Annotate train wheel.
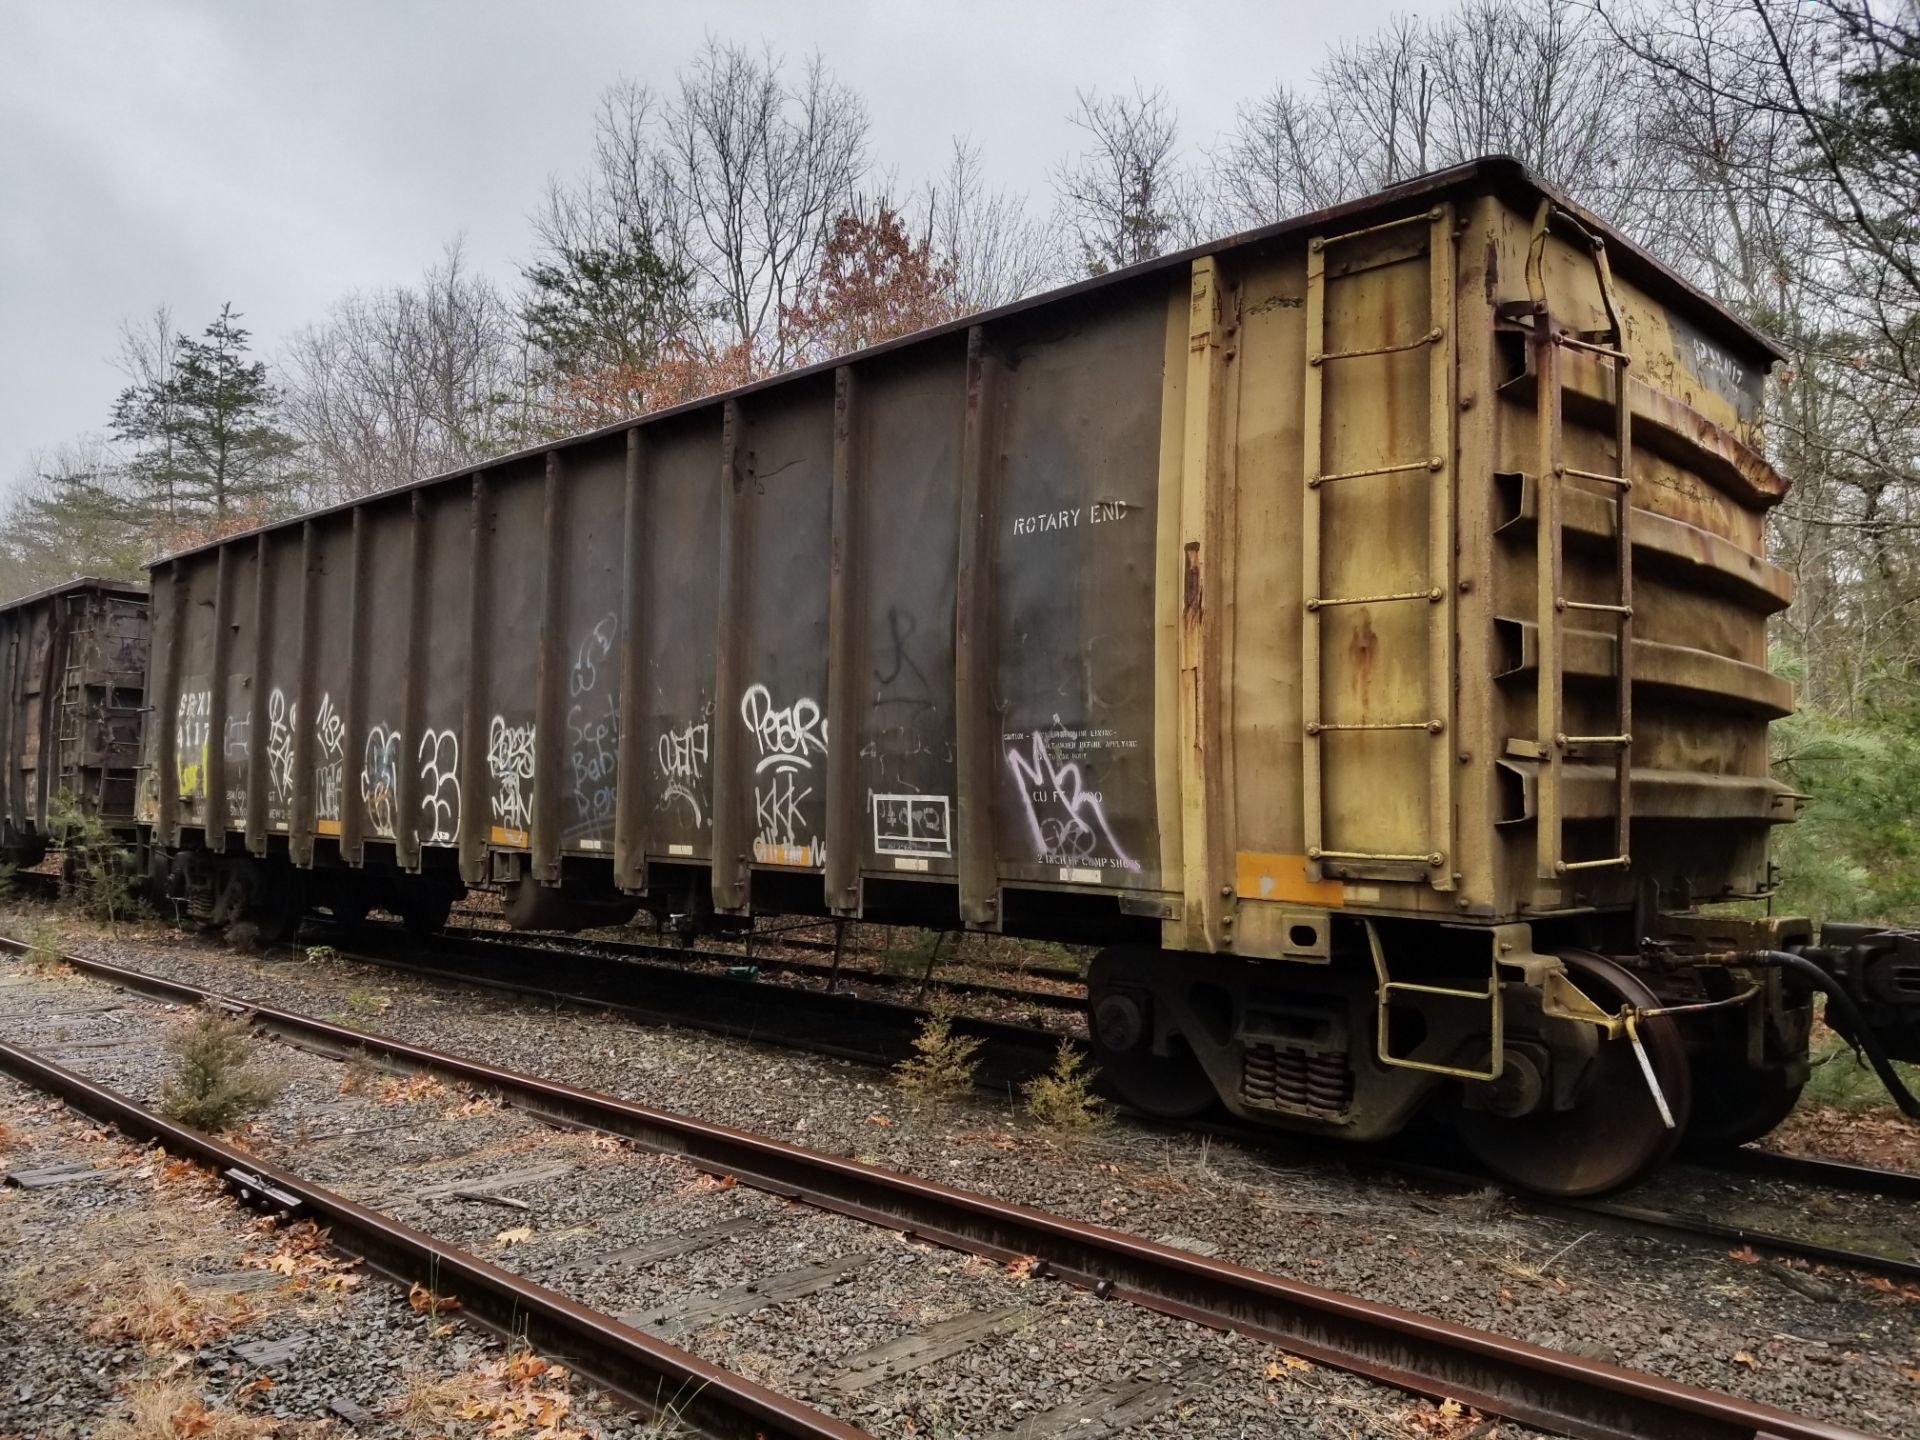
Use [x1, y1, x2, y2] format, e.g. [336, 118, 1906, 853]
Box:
[1455, 951, 1692, 1197]
[399, 888, 454, 936]
[1087, 949, 1217, 1119]
[1684, 1062, 1805, 1151]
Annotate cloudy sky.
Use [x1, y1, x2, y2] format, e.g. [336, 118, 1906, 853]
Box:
[1, 0, 1426, 494]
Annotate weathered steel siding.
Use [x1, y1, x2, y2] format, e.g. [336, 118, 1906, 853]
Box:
[637, 415, 724, 865]
[993, 297, 1166, 892]
[0, 579, 149, 849]
[852, 346, 964, 884]
[136, 159, 1793, 950]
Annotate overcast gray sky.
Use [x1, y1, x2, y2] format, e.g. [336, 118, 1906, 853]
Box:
[1, 0, 1426, 495]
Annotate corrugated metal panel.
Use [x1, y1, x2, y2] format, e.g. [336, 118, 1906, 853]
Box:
[134, 160, 1793, 951]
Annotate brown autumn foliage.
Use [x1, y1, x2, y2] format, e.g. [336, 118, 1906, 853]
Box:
[783, 205, 962, 363]
[549, 204, 962, 431]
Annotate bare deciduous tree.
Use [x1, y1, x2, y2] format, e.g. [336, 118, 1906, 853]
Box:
[661, 40, 869, 367]
[922, 139, 1062, 310]
[1052, 83, 1202, 275]
[1210, 85, 1359, 229]
[283, 240, 526, 502]
[525, 80, 702, 388]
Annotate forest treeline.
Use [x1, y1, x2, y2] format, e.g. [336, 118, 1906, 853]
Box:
[8, 0, 1920, 919]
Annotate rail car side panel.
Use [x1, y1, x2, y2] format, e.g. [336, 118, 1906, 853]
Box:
[854, 346, 965, 885]
[991, 297, 1166, 893]
[134, 159, 1793, 950]
[1, 579, 149, 854]
[638, 415, 725, 866]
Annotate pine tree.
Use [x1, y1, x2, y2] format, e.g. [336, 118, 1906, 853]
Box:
[111, 305, 302, 540]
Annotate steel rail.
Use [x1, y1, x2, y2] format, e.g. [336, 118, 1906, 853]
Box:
[1145, 1112, 1920, 1285]
[0, 938, 1868, 1440]
[324, 925, 1066, 1088]
[445, 906, 1090, 986]
[341, 927, 1920, 1253]
[1712, 1144, 1920, 1204]
[0, 1036, 867, 1440]
[434, 920, 1088, 1013]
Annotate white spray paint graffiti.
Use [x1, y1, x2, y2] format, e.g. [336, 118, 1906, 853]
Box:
[488, 716, 535, 835]
[657, 719, 710, 827]
[872, 793, 952, 857]
[361, 724, 400, 839]
[570, 614, 616, 698]
[1005, 725, 1138, 872]
[266, 689, 297, 814]
[740, 683, 827, 866]
[312, 693, 346, 823]
[565, 614, 618, 840]
[417, 728, 460, 845]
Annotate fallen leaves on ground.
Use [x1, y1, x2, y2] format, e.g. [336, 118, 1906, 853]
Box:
[1864, 1275, 1920, 1303]
[408, 1281, 462, 1315]
[1005, 1255, 1039, 1281]
[389, 1347, 591, 1439]
[378, 1074, 451, 1106]
[241, 1220, 363, 1293]
[1769, 1100, 1920, 1173]
[1405, 1397, 1491, 1437]
[495, 1225, 534, 1247]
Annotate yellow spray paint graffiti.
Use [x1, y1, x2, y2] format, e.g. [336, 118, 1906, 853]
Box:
[175, 689, 211, 798]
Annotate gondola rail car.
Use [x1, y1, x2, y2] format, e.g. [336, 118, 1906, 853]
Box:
[0, 576, 149, 867]
[135, 156, 1920, 1194]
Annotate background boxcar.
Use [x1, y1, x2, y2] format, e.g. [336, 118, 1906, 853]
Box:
[139, 157, 1822, 1192]
[0, 577, 149, 865]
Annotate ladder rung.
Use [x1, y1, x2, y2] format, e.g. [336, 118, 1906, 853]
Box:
[1310, 207, 1443, 251]
[1309, 457, 1442, 488]
[1558, 599, 1632, 616]
[1308, 587, 1442, 611]
[1311, 846, 1445, 865]
[1307, 719, 1443, 734]
[1557, 465, 1631, 488]
[1558, 733, 1630, 747]
[1311, 329, 1442, 365]
[1555, 333, 1631, 364]
[1556, 854, 1631, 874]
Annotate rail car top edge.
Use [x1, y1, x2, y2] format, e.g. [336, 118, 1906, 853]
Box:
[145, 154, 1786, 570]
[0, 575, 150, 613]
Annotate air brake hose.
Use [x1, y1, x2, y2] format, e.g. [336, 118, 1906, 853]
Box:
[1742, 949, 1920, 1120]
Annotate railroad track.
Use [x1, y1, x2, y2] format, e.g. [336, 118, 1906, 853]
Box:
[1179, 1121, 1920, 1287]
[0, 934, 1874, 1440]
[439, 917, 1089, 1013]
[327, 920, 1066, 1088]
[313, 920, 1920, 1287]
[0, 1040, 859, 1438]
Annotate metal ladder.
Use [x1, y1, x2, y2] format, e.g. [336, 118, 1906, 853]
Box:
[1302, 203, 1455, 889]
[1524, 199, 1635, 879]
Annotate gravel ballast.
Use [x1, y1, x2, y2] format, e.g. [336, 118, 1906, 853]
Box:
[6, 907, 1917, 1436]
[0, 951, 1499, 1439]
